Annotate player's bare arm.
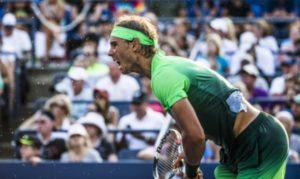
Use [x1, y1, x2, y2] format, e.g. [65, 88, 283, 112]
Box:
[171, 98, 205, 178]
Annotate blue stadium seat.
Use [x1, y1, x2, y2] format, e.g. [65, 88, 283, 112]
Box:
[117, 149, 140, 160]
[111, 101, 131, 118]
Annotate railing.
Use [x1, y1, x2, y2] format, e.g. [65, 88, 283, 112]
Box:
[0, 161, 299, 179]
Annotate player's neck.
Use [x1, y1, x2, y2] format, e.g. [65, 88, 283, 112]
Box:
[135, 55, 152, 78]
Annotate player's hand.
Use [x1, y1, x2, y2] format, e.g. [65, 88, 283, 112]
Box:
[173, 152, 185, 169]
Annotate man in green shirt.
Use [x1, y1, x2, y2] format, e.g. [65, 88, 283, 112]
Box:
[108, 15, 288, 179]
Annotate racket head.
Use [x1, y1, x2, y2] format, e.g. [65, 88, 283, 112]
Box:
[153, 128, 183, 179]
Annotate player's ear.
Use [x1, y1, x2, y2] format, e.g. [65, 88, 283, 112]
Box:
[131, 39, 141, 52]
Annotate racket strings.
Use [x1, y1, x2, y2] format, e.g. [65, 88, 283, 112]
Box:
[156, 134, 181, 177]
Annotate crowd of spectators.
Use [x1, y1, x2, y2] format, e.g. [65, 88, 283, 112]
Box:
[0, 0, 300, 165]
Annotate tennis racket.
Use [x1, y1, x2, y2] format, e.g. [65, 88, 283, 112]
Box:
[153, 128, 184, 179]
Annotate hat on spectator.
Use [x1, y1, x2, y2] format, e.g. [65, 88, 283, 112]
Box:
[241, 64, 259, 77]
[68, 67, 88, 81]
[241, 53, 254, 64]
[36, 109, 55, 122]
[239, 32, 257, 52]
[78, 112, 107, 137]
[2, 13, 16, 26]
[19, 134, 42, 148]
[132, 91, 148, 105]
[68, 123, 88, 139]
[293, 94, 300, 104]
[93, 88, 109, 100]
[276, 111, 294, 121]
[209, 18, 228, 33]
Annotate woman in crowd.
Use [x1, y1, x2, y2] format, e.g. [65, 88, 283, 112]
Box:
[60, 123, 102, 163]
[44, 94, 73, 130]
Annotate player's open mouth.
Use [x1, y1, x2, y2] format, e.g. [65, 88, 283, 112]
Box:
[113, 58, 121, 66]
[113, 58, 123, 70]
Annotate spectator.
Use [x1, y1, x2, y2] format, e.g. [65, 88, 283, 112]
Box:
[116, 91, 164, 151]
[223, 17, 237, 43]
[97, 17, 114, 64]
[240, 64, 269, 98]
[91, 88, 119, 128]
[95, 61, 140, 102]
[270, 58, 299, 96]
[6, 1, 33, 20]
[227, 53, 269, 94]
[276, 111, 300, 163]
[73, 33, 109, 87]
[18, 134, 42, 164]
[60, 123, 102, 163]
[44, 94, 73, 130]
[39, 0, 67, 63]
[18, 94, 73, 130]
[55, 67, 93, 119]
[192, 0, 218, 19]
[1, 13, 31, 107]
[291, 94, 300, 134]
[196, 33, 229, 76]
[220, 0, 253, 17]
[1, 13, 32, 60]
[264, 0, 295, 17]
[141, 77, 165, 115]
[279, 21, 300, 63]
[230, 31, 275, 76]
[78, 112, 118, 162]
[0, 44, 16, 116]
[208, 18, 238, 60]
[252, 19, 279, 55]
[35, 109, 66, 160]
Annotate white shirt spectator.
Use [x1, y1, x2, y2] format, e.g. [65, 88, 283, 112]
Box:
[55, 67, 93, 119]
[222, 38, 237, 60]
[259, 36, 279, 55]
[95, 75, 140, 102]
[117, 108, 164, 150]
[3, 28, 31, 59]
[269, 76, 285, 96]
[230, 32, 275, 76]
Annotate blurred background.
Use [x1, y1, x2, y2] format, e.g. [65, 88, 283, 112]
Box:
[0, 0, 300, 178]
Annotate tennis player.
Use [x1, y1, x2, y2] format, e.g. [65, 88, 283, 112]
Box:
[108, 15, 288, 179]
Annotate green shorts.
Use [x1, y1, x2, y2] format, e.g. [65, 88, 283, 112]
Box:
[215, 112, 288, 179]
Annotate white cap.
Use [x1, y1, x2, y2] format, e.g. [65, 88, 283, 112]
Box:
[242, 64, 259, 77]
[241, 53, 254, 64]
[78, 112, 107, 137]
[210, 18, 228, 33]
[276, 111, 293, 121]
[239, 32, 257, 52]
[2, 13, 16, 26]
[68, 123, 88, 139]
[68, 67, 88, 81]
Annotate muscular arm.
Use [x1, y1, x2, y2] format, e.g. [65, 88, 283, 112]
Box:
[170, 98, 205, 166]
